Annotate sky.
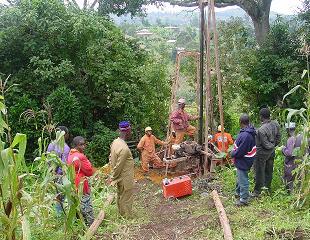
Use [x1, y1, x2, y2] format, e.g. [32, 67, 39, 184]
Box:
[0, 0, 303, 15]
[146, 0, 304, 15]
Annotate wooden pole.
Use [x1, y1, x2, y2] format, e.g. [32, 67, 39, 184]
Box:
[204, 4, 214, 133]
[211, 190, 233, 240]
[210, 0, 225, 150]
[196, 54, 201, 141]
[84, 194, 115, 240]
[198, 1, 205, 145]
[203, 3, 212, 175]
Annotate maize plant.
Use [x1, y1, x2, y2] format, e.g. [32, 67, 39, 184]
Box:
[0, 77, 30, 239]
[283, 45, 310, 208]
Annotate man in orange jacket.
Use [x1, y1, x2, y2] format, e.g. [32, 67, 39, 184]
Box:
[137, 127, 167, 172]
[212, 125, 234, 152]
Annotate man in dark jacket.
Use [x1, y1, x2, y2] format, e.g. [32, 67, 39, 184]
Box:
[253, 108, 281, 196]
[231, 114, 256, 206]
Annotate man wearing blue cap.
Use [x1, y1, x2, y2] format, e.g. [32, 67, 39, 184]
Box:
[109, 121, 134, 217]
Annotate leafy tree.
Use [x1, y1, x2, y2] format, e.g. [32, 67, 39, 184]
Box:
[46, 86, 83, 136]
[244, 18, 304, 110]
[299, 0, 310, 44]
[0, 0, 170, 161]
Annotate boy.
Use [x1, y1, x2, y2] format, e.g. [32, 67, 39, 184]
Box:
[230, 114, 256, 206]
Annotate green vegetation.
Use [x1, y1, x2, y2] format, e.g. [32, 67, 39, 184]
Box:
[0, 0, 309, 239]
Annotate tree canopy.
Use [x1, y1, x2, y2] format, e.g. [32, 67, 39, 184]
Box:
[0, 0, 170, 163]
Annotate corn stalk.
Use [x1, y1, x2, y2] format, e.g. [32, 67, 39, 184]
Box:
[283, 45, 310, 208]
[0, 76, 30, 240]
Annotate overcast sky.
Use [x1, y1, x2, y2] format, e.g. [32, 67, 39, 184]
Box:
[146, 0, 303, 15]
[0, 0, 303, 15]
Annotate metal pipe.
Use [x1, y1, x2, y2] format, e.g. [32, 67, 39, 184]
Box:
[199, 2, 205, 145]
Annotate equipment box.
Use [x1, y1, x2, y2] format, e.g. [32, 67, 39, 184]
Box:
[162, 175, 192, 199]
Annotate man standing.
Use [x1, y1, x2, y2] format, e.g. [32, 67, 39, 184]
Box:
[170, 98, 199, 144]
[282, 122, 302, 193]
[137, 126, 166, 172]
[230, 114, 256, 206]
[212, 125, 234, 152]
[67, 136, 95, 226]
[109, 121, 134, 217]
[253, 108, 281, 196]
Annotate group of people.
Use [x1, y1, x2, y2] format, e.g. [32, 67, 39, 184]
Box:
[48, 127, 96, 225]
[48, 98, 306, 226]
[230, 108, 305, 206]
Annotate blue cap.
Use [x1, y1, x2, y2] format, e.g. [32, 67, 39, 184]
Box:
[119, 121, 131, 131]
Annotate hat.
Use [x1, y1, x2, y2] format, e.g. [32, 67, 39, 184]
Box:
[178, 98, 186, 104]
[119, 121, 131, 132]
[145, 126, 152, 132]
[285, 122, 296, 129]
[218, 125, 224, 132]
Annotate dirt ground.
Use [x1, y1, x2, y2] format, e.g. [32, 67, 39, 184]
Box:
[100, 168, 222, 240]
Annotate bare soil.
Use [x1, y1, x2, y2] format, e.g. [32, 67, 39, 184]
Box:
[101, 168, 220, 240]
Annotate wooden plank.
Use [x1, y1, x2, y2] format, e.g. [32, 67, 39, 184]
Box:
[211, 190, 233, 240]
[84, 194, 114, 240]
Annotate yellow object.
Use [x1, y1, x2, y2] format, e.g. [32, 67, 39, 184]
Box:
[137, 134, 165, 172]
[145, 126, 152, 132]
[109, 137, 134, 217]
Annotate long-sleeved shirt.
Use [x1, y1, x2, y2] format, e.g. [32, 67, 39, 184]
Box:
[282, 134, 302, 163]
[256, 120, 281, 155]
[170, 109, 196, 131]
[47, 141, 70, 174]
[109, 138, 134, 187]
[67, 149, 94, 194]
[137, 134, 165, 155]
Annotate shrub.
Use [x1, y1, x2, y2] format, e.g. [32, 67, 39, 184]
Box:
[85, 121, 118, 167]
[46, 86, 84, 136]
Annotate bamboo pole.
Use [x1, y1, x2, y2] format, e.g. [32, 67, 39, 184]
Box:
[211, 190, 233, 240]
[84, 194, 115, 240]
[210, 0, 225, 150]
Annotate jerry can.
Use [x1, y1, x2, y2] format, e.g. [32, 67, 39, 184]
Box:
[162, 175, 192, 199]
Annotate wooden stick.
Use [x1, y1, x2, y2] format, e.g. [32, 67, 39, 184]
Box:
[203, 3, 213, 176]
[210, 0, 225, 150]
[84, 194, 114, 240]
[211, 190, 233, 240]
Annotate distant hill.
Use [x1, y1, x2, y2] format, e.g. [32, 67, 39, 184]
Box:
[111, 8, 286, 26]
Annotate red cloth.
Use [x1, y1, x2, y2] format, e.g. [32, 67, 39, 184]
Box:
[170, 109, 194, 131]
[67, 149, 94, 194]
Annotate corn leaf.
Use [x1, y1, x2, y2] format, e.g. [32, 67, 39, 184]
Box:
[286, 108, 306, 123]
[301, 69, 308, 79]
[22, 215, 31, 240]
[283, 85, 307, 101]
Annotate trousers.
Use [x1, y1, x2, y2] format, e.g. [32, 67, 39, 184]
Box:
[235, 168, 250, 203]
[254, 151, 275, 193]
[117, 179, 134, 217]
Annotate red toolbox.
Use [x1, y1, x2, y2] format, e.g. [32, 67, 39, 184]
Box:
[162, 175, 192, 199]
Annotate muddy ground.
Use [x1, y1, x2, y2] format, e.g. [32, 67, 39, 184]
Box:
[99, 168, 222, 240]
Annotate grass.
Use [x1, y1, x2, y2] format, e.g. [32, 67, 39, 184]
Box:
[15, 152, 310, 239]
